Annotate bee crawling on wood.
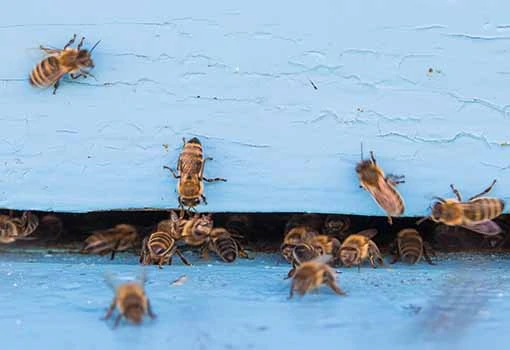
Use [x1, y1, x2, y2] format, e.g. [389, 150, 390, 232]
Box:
[102, 270, 156, 328]
[140, 211, 191, 268]
[0, 211, 39, 244]
[81, 224, 138, 260]
[389, 228, 435, 265]
[289, 255, 346, 299]
[163, 137, 226, 212]
[203, 227, 251, 263]
[417, 179, 505, 236]
[338, 229, 384, 270]
[29, 34, 100, 94]
[356, 146, 405, 225]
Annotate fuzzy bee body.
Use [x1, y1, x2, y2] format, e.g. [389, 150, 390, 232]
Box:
[420, 180, 505, 236]
[0, 211, 39, 243]
[338, 232, 384, 269]
[29, 34, 99, 94]
[103, 271, 156, 328]
[81, 224, 138, 260]
[289, 255, 346, 298]
[323, 215, 351, 241]
[390, 229, 435, 265]
[164, 137, 226, 211]
[207, 227, 240, 263]
[356, 151, 405, 224]
[139, 231, 190, 268]
[180, 213, 214, 246]
[0, 215, 19, 244]
[293, 235, 341, 265]
[280, 226, 319, 263]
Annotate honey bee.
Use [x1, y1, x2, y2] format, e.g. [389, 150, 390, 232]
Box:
[390, 228, 435, 265]
[205, 227, 249, 263]
[156, 211, 182, 239]
[338, 229, 384, 269]
[280, 226, 319, 263]
[29, 34, 100, 94]
[102, 270, 156, 328]
[417, 180, 505, 236]
[288, 235, 341, 278]
[356, 148, 405, 224]
[289, 255, 346, 299]
[0, 211, 39, 243]
[163, 137, 226, 211]
[0, 214, 19, 244]
[180, 213, 214, 246]
[81, 224, 138, 260]
[323, 215, 351, 241]
[139, 231, 191, 268]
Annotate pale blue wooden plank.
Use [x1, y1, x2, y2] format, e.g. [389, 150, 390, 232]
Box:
[1, 1, 510, 214]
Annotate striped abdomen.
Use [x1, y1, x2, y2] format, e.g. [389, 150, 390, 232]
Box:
[179, 138, 204, 176]
[396, 229, 423, 265]
[0, 215, 19, 244]
[210, 228, 238, 263]
[462, 198, 505, 223]
[81, 224, 137, 255]
[29, 56, 63, 87]
[145, 231, 176, 265]
[14, 211, 39, 238]
[292, 243, 319, 265]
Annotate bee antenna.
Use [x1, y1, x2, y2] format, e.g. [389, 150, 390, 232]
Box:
[89, 40, 101, 53]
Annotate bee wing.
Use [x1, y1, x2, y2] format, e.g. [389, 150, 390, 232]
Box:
[460, 221, 502, 236]
[366, 178, 404, 215]
[311, 254, 334, 265]
[356, 229, 378, 239]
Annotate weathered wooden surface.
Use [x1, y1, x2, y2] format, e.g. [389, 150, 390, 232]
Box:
[1, 1, 510, 214]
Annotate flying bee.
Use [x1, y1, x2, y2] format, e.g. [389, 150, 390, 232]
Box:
[29, 34, 100, 94]
[163, 137, 226, 211]
[417, 179, 505, 236]
[139, 231, 191, 268]
[102, 270, 156, 328]
[288, 235, 341, 278]
[81, 224, 138, 260]
[180, 213, 214, 246]
[280, 226, 319, 263]
[390, 228, 435, 265]
[338, 229, 384, 270]
[204, 227, 250, 263]
[289, 255, 346, 299]
[323, 215, 351, 241]
[356, 147, 405, 224]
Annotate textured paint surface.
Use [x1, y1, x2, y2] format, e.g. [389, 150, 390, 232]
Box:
[1, 1, 510, 214]
[0, 251, 509, 350]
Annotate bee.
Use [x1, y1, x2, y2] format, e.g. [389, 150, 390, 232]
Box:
[180, 213, 214, 246]
[280, 226, 319, 263]
[289, 255, 346, 299]
[163, 137, 226, 211]
[81, 224, 138, 260]
[390, 229, 435, 265]
[284, 213, 323, 234]
[288, 235, 341, 278]
[156, 211, 183, 239]
[323, 215, 351, 241]
[29, 34, 100, 94]
[0, 211, 39, 243]
[356, 148, 405, 224]
[338, 229, 384, 270]
[417, 180, 505, 236]
[102, 270, 156, 328]
[205, 227, 249, 263]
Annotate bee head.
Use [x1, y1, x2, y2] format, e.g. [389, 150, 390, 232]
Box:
[125, 304, 144, 324]
[339, 246, 359, 267]
[187, 137, 201, 145]
[355, 160, 379, 184]
[280, 243, 295, 262]
[77, 50, 94, 68]
[324, 216, 350, 236]
[181, 197, 200, 208]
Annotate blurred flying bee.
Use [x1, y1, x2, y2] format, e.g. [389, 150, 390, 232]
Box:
[102, 270, 156, 328]
[29, 34, 100, 94]
[180, 213, 214, 246]
[81, 224, 138, 260]
[280, 225, 319, 263]
[288, 235, 341, 278]
[323, 215, 351, 241]
[356, 147, 405, 224]
[0, 211, 39, 244]
[163, 137, 226, 211]
[289, 255, 346, 299]
[338, 229, 384, 270]
[417, 180, 505, 236]
[204, 227, 250, 263]
[389, 228, 435, 265]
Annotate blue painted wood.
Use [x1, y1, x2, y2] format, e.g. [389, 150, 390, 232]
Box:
[1, 1, 510, 214]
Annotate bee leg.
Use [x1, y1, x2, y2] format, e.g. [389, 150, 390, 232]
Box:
[70, 73, 83, 79]
[175, 249, 192, 266]
[450, 184, 463, 201]
[52, 80, 61, 95]
[422, 243, 436, 265]
[469, 179, 497, 201]
[64, 34, 77, 49]
[285, 267, 295, 280]
[326, 280, 346, 296]
[102, 299, 116, 320]
[203, 177, 227, 183]
[387, 216, 393, 225]
[113, 315, 123, 329]
[201, 194, 208, 205]
[288, 283, 295, 300]
[77, 36, 85, 50]
[386, 174, 405, 186]
[110, 240, 121, 260]
[147, 300, 156, 319]
[370, 151, 377, 164]
[389, 253, 399, 264]
[163, 165, 180, 179]
[369, 255, 377, 268]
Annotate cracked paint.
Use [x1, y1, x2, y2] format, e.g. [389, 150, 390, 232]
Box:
[1, 0, 510, 215]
